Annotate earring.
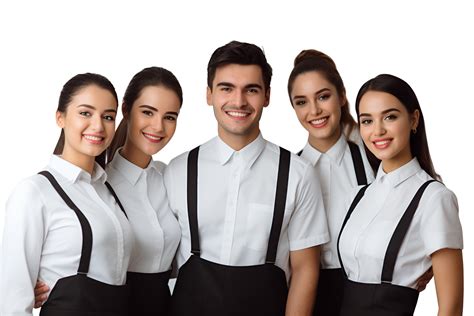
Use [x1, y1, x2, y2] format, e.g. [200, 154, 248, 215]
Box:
[412, 127, 417, 134]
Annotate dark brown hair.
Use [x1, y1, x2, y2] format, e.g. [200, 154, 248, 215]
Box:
[107, 66, 183, 162]
[355, 74, 440, 180]
[207, 40, 272, 91]
[53, 73, 118, 168]
[288, 49, 356, 139]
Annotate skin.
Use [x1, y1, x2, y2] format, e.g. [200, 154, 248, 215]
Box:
[121, 85, 180, 168]
[56, 84, 117, 174]
[34, 84, 180, 307]
[207, 64, 269, 151]
[291, 71, 344, 153]
[358, 91, 419, 173]
[358, 90, 463, 314]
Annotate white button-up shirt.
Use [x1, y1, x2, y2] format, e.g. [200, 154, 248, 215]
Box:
[0, 155, 133, 316]
[164, 134, 329, 281]
[106, 151, 180, 273]
[339, 158, 463, 288]
[299, 134, 375, 269]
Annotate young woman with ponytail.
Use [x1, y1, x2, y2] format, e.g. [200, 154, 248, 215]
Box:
[1, 73, 134, 316]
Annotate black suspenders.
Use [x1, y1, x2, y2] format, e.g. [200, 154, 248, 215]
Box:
[186, 146, 291, 263]
[297, 141, 368, 185]
[39, 171, 129, 274]
[337, 180, 437, 283]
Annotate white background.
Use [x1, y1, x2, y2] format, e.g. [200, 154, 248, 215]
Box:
[0, 1, 472, 314]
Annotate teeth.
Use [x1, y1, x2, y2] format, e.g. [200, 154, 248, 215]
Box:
[375, 140, 390, 146]
[310, 117, 327, 125]
[84, 135, 103, 141]
[144, 133, 162, 140]
[227, 111, 248, 117]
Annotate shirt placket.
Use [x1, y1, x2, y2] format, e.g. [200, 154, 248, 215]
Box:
[220, 152, 242, 264]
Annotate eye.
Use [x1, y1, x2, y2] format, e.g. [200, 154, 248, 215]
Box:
[103, 114, 115, 121]
[79, 111, 91, 117]
[247, 88, 259, 94]
[142, 110, 153, 117]
[317, 94, 330, 101]
[360, 118, 373, 125]
[293, 99, 306, 106]
[384, 114, 397, 121]
[164, 115, 177, 121]
[220, 86, 232, 92]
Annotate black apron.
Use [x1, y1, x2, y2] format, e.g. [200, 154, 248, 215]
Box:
[170, 146, 291, 316]
[105, 181, 173, 316]
[38, 171, 130, 316]
[337, 180, 436, 316]
[299, 141, 368, 316]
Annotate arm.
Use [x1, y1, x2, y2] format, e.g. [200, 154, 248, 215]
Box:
[432, 248, 463, 316]
[286, 246, 320, 316]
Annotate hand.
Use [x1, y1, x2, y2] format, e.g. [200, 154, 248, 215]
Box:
[34, 280, 50, 308]
[415, 267, 433, 292]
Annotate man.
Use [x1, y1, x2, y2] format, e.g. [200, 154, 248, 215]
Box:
[165, 41, 329, 316]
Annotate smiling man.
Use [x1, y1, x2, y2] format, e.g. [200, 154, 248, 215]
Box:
[164, 41, 329, 316]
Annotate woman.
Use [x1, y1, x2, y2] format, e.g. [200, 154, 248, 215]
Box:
[34, 67, 183, 315]
[337, 74, 463, 315]
[0, 73, 133, 316]
[287, 49, 375, 315]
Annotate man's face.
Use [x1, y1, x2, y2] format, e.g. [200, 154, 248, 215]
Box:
[207, 64, 270, 148]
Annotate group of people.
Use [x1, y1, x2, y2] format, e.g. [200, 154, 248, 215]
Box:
[0, 40, 463, 316]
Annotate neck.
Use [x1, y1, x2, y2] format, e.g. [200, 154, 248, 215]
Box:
[218, 128, 260, 151]
[61, 148, 96, 175]
[382, 151, 413, 174]
[121, 140, 152, 169]
[308, 127, 341, 153]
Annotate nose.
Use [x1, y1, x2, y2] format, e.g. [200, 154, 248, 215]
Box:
[91, 114, 105, 132]
[309, 100, 322, 116]
[374, 120, 386, 136]
[232, 90, 247, 108]
[153, 116, 164, 133]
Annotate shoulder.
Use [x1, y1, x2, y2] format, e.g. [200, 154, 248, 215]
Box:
[264, 140, 313, 179]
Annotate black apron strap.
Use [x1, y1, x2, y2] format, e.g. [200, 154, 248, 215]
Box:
[187, 146, 201, 256]
[381, 180, 437, 283]
[104, 182, 128, 219]
[337, 184, 370, 278]
[347, 141, 368, 185]
[266, 147, 291, 264]
[38, 171, 92, 275]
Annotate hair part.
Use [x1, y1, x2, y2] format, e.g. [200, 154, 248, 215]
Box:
[207, 40, 273, 91]
[106, 66, 183, 163]
[355, 74, 440, 180]
[287, 49, 356, 139]
[53, 73, 118, 168]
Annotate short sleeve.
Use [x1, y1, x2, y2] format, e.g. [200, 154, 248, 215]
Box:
[420, 185, 463, 256]
[1, 178, 46, 315]
[288, 163, 329, 251]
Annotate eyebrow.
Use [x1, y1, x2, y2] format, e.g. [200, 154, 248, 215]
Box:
[139, 105, 158, 112]
[166, 111, 179, 116]
[216, 82, 263, 90]
[292, 88, 331, 100]
[359, 107, 401, 117]
[77, 104, 117, 113]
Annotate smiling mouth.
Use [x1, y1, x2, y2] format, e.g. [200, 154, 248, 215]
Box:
[309, 116, 328, 128]
[143, 132, 163, 143]
[83, 134, 105, 144]
[226, 110, 251, 119]
[373, 139, 392, 149]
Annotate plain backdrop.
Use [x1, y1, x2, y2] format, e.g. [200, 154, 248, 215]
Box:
[1, 1, 472, 314]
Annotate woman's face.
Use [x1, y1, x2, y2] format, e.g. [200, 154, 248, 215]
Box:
[358, 90, 419, 173]
[57, 84, 117, 161]
[124, 85, 180, 160]
[291, 71, 344, 151]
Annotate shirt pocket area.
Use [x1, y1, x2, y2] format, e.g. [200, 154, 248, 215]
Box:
[245, 203, 274, 251]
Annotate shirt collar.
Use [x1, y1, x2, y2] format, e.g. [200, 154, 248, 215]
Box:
[49, 155, 107, 184]
[300, 133, 347, 166]
[109, 149, 157, 186]
[376, 157, 421, 188]
[214, 133, 266, 169]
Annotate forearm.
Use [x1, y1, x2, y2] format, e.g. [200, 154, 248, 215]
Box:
[285, 247, 319, 316]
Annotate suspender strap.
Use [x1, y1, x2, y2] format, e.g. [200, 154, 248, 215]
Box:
[104, 182, 128, 219]
[348, 141, 368, 185]
[337, 184, 370, 278]
[187, 146, 201, 256]
[38, 171, 92, 274]
[381, 180, 437, 283]
[266, 147, 291, 264]
[296, 149, 303, 157]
